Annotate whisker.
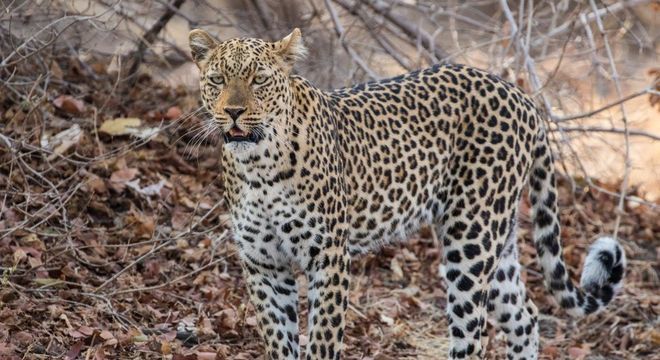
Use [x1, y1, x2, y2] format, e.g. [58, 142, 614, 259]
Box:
[175, 122, 209, 145]
[167, 106, 206, 133]
[183, 121, 216, 158]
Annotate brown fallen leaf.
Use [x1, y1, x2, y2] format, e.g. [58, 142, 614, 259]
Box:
[99, 330, 114, 340]
[161, 340, 172, 355]
[99, 117, 158, 139]
[85, 173, 107, 194]
[541, 345, 560, 359]
[99, 117, 141, 136]
[172, 353, 197, 360]
[195, 352, 217, 360]
[245, 316, 257, 327]
[50, 61, 64, 79]
[12, 248, 27, 265]
[53, 95, 86, 114]
[650, 328, 660, 346]
[390, 257, 404, 279]
[64, 341, 84, 360]
[78, 325, 95, 336]
[125, 210, 155, 240]
[171, 207, 191, 230]
[109, 168, 139, 192]
[165, 106, 183, 120]
[214, 308, 238, 331]
[41, 124, 83, 160]
[0, 342, 15, 356]
[13, 331, 32, 347]
[567, 346, 591, 360]
[94, 346, 106, 360]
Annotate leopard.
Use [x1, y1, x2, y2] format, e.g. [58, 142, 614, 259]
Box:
[188, 28, 626, 360]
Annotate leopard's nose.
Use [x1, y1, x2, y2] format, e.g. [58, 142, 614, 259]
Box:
[224, 107, 246, 121]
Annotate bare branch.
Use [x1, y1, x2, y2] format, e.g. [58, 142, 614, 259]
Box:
[588, 0, 632, 239]
[533, 0, 652, 46]
[125, 0, 187, 84]
[552, 126, 660, 142]
[324, 0, 378, 79]
[552, 86, 658, 122]
[356, 0, 449, 62]
[332, 0, 412, 70]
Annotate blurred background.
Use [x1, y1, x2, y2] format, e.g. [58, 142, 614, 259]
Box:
[0, 1, 658, 359]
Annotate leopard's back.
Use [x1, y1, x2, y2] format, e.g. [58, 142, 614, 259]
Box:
[330, 64, 542, 254]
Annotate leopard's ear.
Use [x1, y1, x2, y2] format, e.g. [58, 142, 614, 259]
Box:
[273, 28, 307, 72]
[189, 29, 217, 69]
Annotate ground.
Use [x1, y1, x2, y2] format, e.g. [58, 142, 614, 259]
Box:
[0, 59, 658, 360]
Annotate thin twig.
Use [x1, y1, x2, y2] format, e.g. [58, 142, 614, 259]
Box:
[588, 0, 632, 240]
[532, 0, 652, 46]
[552, 126, 660, 142]
[332, 0, 411, 70]
[358, 0, 450, 61]
[552, 86, 658, 122]
[125, 0, 187, 85]
[499, 0, 552, 114]
[324, 0, 378, 79]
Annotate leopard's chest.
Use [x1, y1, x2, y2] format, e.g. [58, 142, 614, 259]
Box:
[231, 180, 315, 267]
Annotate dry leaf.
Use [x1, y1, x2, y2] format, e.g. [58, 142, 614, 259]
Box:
[171, 207, 191, 230]
[542, 345, 560, 359]
[567, 346, 591, 360]
[78, 325, 95, 336]
[125, 211, 155, 239]
[94, 346, 107, 360]
[34, 278, 63, 287]
[214, 309, 238, 330]
[99, 330, 114, 340]
[245, 316, 257, 327]
[50, 61, 64, 79]
[109, 168, 139, 192]
[13, 248, 27, 265]
[13, 331, 32, 347]
[650, 329, 660, 346]
[0, 342, 15, 356]
[379, 313, 395, 326]
[99, 117, 158, 139]
[390, 257, 404, 279]
[41, 124, 82, 160]
[64, 341, 83, 360]
[85, 173, 107, 194]
[99, 117, 141, 136]
[196, 352, 217, 360]
[126, 179, 166, 197]
[53, 95, 86, 114]
[165, 106, 183, 120]
[161, 341, 172, 355]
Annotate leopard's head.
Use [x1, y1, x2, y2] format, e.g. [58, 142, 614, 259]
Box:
[188, 29, 306, 155]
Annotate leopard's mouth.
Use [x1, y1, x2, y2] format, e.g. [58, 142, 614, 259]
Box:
[223, 126, 262, 143]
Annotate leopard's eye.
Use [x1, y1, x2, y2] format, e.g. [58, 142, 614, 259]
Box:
[252, 74, 267, 86]
[208, 74, 224, 86]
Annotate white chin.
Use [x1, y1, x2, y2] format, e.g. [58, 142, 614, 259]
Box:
[224, 141, 258, 155]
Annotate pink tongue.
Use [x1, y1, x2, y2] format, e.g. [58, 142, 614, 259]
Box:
[229, 128, 247, 137]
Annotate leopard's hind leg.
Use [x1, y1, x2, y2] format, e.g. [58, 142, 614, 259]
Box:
[487, 220, 539, 360]
[437, 191, 509, 359]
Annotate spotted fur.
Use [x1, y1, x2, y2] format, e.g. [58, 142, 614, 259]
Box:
[188, 28, 626, 360]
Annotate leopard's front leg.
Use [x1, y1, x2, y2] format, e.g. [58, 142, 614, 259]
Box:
[241, 259, 300, 360]
[304, 235, 350, 360]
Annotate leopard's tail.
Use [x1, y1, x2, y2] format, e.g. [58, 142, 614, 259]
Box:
[528, 128, 626, 317]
